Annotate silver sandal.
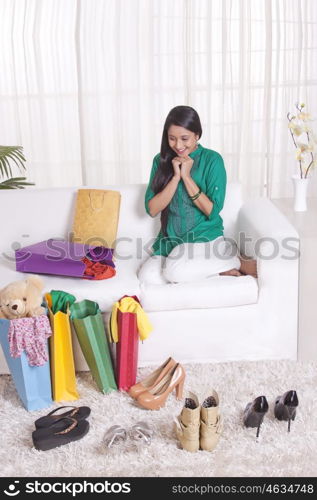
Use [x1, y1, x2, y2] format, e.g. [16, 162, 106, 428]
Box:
[129, 421, 154, 445]
[104, 425, 127, 448]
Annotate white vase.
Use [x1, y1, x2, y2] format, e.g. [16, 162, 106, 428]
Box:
[292, 174, 309, 212]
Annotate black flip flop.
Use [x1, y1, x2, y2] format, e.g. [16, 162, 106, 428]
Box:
[34, 406, 91, 429]
[32, 417, 89, 451]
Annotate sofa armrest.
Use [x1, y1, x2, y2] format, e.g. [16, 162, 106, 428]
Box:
[237, 198, 300, 290]
[237, 198, 299, 257]
[237, 198, 299, 360]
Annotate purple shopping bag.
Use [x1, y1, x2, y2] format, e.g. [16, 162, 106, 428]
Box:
[15, 239, 115, 279]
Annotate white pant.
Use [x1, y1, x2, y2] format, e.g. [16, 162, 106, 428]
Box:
[138, 236, 241, 284]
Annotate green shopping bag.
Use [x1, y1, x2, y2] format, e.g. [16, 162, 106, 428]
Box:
[70, 300, 117, 393]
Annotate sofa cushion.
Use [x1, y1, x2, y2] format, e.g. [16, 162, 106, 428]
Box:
[139, 275, 258, 312]
[0, 257, 140, 313]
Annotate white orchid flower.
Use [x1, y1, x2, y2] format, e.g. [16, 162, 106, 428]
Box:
[307, 138, 317, 152]
[298, 143, 309, 153]
[302, 125, 313, 133]
[298, 112, 312, 121]
[288, 105, 316, 177]
[293, 125, 304, 136]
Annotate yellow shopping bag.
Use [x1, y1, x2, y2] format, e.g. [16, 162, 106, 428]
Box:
[71, 189, 121, 248]
[45, 293, 79, 402]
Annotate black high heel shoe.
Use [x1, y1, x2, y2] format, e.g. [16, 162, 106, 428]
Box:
[274, 390, 298, 432]
[243, 396, 269, 438]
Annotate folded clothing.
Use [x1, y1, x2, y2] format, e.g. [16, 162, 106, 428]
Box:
[85, 246, 115, 267]
[8, 315, 52, 366]
[50, 290, 76, 314]
[110, 295, 152, 342]
[82, 257, 116, 280]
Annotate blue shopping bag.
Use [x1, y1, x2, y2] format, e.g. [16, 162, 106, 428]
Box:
[0, 319, 53, 411]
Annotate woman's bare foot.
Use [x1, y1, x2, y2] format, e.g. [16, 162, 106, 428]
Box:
[239, 257, 258, 278]
[219, 268, 243, 277]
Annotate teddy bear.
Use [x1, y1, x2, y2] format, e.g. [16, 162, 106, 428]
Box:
[0, 275, 46, 320]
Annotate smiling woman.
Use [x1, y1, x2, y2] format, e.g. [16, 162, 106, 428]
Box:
[137, 105, 256, 285]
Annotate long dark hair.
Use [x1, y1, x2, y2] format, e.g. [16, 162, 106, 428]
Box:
[151, 105, 202, 236]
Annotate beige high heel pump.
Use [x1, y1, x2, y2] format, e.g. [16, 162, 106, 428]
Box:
[128, 357, 176, 399]
[136, 363, 185, 410]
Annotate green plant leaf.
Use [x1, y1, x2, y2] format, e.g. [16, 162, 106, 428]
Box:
[6, 152, 24, 172]
[0, 155, 12, 178]
[0, 146, 26, 179]
[0, 176, 34, 189]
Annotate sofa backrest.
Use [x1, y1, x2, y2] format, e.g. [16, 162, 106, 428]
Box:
[221, 182, 243, 241]
[0, 182, 242, 263]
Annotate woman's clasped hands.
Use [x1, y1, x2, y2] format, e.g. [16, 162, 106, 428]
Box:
[172, 155, 194, 181]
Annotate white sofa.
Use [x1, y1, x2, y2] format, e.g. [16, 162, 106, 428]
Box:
[0, 183, 299, 373]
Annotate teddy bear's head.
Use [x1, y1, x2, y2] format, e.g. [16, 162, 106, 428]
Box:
[0, 275, 45, 319]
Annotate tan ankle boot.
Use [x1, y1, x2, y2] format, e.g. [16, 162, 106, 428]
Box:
[175, 391, 200, 452]
[200, 389, 223, 452]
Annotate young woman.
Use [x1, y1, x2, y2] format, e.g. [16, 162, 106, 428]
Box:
[138, 105, 256, 285]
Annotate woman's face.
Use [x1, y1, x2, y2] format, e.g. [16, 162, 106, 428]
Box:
[167, 125, 199, 156]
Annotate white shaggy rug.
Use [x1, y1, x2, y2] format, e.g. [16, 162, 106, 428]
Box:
[0, 360, 316, 478]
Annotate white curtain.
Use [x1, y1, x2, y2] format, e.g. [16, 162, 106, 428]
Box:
[0, 0, 316, 198]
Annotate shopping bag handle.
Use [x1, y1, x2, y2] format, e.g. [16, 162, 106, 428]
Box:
[89, 191, 106, 212]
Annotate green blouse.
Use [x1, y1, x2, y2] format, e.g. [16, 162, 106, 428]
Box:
[145, 143, 227, 257]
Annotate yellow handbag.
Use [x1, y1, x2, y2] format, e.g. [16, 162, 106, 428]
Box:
[71, 189, 121, 248]
[45, 293, 79, 402]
